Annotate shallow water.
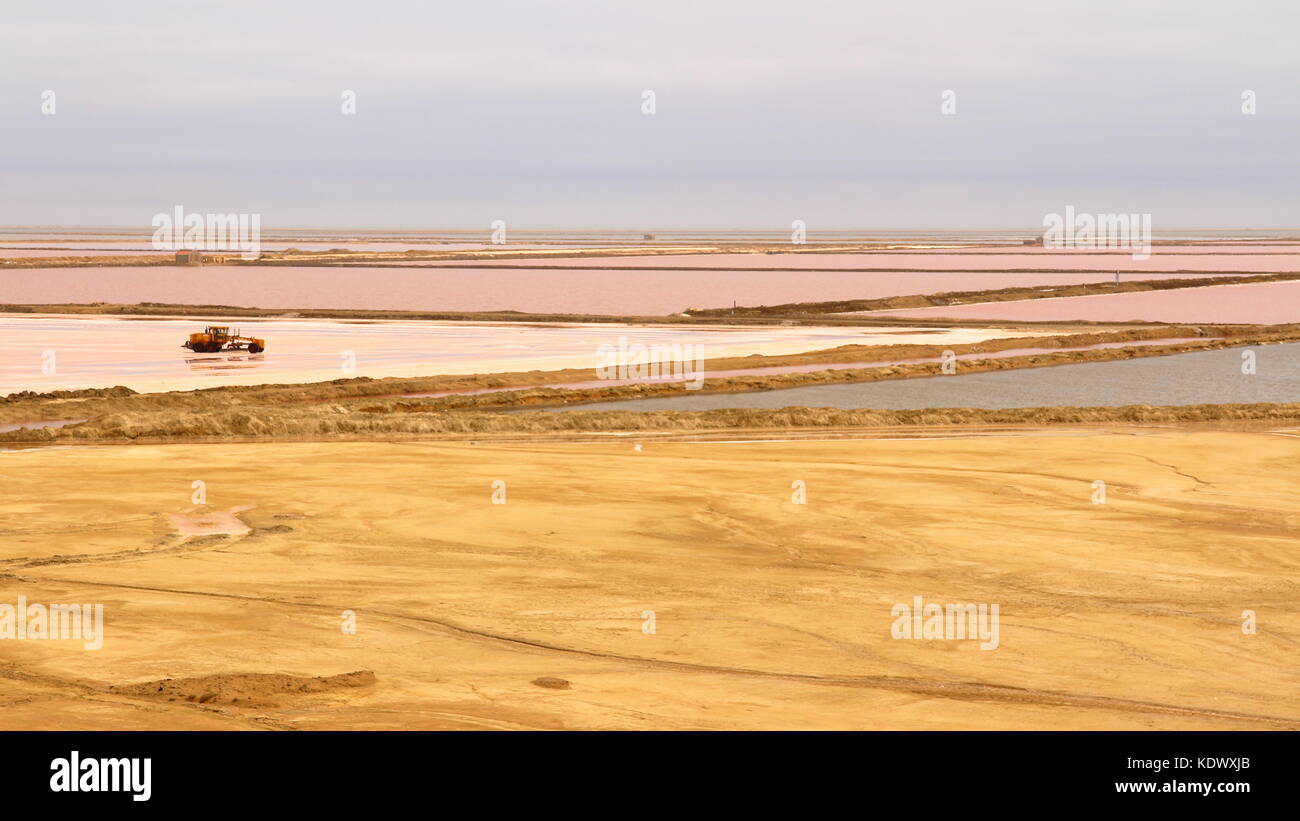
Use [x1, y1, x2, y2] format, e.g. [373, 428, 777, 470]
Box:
[0, 242, 521, 254]
[0, 265, 1261, 316]
[869, 280, 1300, 324]
[0, 314, 1041, 394]
[427, 250, 1299, 272]
[540, 344, 1300, 412]
[0, 248, 172, 258]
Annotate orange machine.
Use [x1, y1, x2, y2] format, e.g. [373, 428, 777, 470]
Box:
[181, 326, 266, 354]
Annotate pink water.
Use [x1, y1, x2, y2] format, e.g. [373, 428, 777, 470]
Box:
[861, 245, 1300, 254]
[424, 250, 1299, 273]
[1, 314, 1040, 394]
[0, 242, 530, 257]
[869, 280, 1300, 324]
[0, 266, 1265, 316]
[0, 248, 172, 257]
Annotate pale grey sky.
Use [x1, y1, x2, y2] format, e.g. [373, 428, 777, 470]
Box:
[2, 0, 1297, 228]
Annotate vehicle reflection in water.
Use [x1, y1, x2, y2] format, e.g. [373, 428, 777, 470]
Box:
[185, 353, 267, 374]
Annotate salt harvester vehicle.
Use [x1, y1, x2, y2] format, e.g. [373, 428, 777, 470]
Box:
[182, 326, 266, 354]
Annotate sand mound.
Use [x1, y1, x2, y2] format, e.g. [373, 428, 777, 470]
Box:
[110, 670, 376, 708]
[532, 677, 572, 690]
[254, 524, 295, 534]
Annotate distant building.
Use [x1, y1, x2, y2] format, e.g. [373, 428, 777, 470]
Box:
[174, 250, 231, 265]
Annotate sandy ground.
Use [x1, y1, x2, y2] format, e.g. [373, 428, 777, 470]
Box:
[2, 428, 1297, 730]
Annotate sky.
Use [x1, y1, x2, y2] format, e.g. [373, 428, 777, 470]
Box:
[1, 0, 1297, 229]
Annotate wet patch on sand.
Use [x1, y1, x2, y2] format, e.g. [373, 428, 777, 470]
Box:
[109, 670, 377, 708]
[532, 677, 572, 690]
[167, 506, 255, 539]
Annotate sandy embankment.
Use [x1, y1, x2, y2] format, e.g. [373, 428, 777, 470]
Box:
[1, 431, 1296, 730]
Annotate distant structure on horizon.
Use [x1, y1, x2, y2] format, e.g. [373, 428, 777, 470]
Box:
[174, 250, 233, 265]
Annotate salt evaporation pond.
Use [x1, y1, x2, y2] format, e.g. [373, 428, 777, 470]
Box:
[0, 265, 1263, 316]
[424, 249, 1299, 273]
[543, 344, 1300, 412]
[0, 314, 1046, 394]
[867, 280, 1300, 324]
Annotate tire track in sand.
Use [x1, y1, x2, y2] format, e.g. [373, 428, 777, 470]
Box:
[7, 572, 1297, 729]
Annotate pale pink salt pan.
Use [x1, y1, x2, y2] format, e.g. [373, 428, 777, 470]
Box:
[1, 265, 1262, 316]
[868, 280, 1300, 324]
